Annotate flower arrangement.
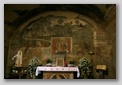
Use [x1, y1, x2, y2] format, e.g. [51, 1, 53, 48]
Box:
[68, 60, 75, 67]
[69, 60, 75, 64]
[46, 58, 52, 67]
[78, 57, 92, 79]
[65, 61, 68, 67]
[28, 57, 41, 78]
[46, 58, 52, 64]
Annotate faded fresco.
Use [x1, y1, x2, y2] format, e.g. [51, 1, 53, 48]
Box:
[8, 14, 95, 66]
[6, 11, 114, 79]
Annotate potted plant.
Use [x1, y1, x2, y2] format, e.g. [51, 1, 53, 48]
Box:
[78, 57, 92, 79]
[28, 57, 41, 78]
[46, 58, 52, 67]
[68, 60, 75, 67]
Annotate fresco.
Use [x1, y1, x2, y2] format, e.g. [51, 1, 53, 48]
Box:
[9, 14, 94, 66]
[4, 4, 116, 79]
[7, 12, 113, 79]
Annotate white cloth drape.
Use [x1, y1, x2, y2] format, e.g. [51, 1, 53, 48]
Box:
[35, 66, 80, 77]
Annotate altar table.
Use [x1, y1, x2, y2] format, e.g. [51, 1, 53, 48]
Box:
[35, 66, 80, 79]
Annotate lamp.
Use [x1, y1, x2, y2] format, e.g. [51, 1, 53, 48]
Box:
[88, 51, 94, 78]
[89, 51, 94, 63]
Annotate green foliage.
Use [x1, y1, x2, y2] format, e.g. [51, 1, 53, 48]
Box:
[78, 57, 93, 79]
[29, 57, 41, 66]
[69, 60, 75, 64]
[46, 58, 52, 64]
[28, 57, 41, 78]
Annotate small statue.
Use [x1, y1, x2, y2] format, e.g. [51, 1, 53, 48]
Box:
[12, 48, 23, 67]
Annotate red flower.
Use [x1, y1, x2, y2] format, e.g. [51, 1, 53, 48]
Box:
[65, 61, 68, 67]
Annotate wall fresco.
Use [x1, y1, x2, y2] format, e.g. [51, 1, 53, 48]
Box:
[8, 14, 94, 67]
[8, 13, 111, 76]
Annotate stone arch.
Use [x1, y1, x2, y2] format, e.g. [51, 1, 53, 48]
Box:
[7, 11, 113, 78]
[50, 74, 67, 79]
[9, 11, 111, 61]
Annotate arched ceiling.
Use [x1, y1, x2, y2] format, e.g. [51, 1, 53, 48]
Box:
[4, 5, 116, 79]
[4, 4, 115, 28]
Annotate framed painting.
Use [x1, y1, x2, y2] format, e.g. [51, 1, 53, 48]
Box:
[51, 37, 72, 54]
[56, 56, 64, 67]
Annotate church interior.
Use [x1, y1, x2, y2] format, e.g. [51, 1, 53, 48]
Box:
[4, 4, 116, 79]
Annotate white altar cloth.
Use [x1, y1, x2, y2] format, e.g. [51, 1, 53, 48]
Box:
[35, 66, 80, 77]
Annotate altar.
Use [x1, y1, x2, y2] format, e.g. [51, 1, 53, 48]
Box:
[36, 66, 80, 79]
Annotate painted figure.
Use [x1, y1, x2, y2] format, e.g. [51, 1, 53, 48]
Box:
[56, 39, 68, 52]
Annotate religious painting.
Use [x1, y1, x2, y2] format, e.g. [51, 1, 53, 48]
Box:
[56, 57, 64, 67]
[4, 4, 116, 79]
[51, 37, 72, 54]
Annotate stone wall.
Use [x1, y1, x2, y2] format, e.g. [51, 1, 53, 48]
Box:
[5, 11, 115, 79]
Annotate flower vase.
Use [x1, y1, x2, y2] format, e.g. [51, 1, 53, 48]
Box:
[68, 64, 74, 67]
[46, 63, 52, 67]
